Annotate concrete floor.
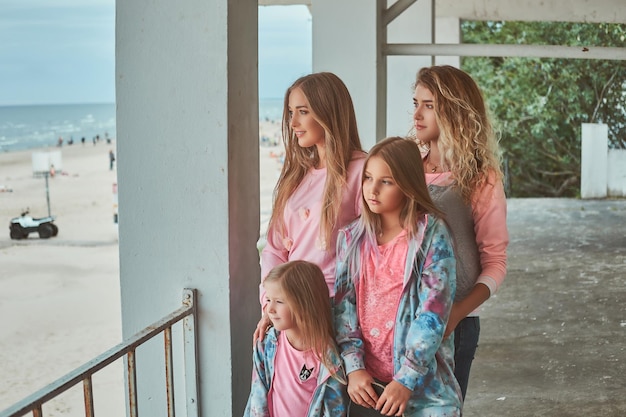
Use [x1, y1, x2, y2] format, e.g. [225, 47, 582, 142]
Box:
[463, 198, 626, 416]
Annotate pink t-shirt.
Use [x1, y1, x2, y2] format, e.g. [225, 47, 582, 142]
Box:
[261, 152, 366, 304]
[358, 231, 408, 382]
[269, 331, 320, 417]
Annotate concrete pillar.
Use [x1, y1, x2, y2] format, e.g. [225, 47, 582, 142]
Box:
[312, 1, 436, 146]
[435, 16, 461, 68]
[386, 1, 433, 139]
[116, 1, 259, 416]
[581, 123, 608, 199]
[607, 150, 626, 197]
[311, 0, 379, 150]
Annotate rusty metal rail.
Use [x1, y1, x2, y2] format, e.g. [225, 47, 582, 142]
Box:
[0, 288, 199, 417]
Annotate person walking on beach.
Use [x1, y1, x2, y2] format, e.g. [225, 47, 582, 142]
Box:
[334, 137, 461, 417]
[411, 65, 509, 401]
[109, 150, 116, 171]
[245, 260, 348, 417]
[254, 72, 366, 342]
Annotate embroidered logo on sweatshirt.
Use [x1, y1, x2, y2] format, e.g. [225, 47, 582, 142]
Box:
[299, 364, 314, 382]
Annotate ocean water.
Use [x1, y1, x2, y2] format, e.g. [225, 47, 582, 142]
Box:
[258, 98, 283, 122]
[0, 99, 284, 153]
[0, 103, 116, 153]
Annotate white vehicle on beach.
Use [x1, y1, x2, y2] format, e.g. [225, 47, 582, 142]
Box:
[9, 209, 58, 239]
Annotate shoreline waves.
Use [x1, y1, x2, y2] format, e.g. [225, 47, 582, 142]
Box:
[0, 100, 284, 153]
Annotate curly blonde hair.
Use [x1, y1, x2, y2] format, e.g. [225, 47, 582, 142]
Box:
[412, 65, 503, 204]
[268, 72, 363, 248]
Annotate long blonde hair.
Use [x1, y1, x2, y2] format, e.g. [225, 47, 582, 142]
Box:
[264, 260, 340, 376]
[412, 65, 503, 204]
[268, 72, 363, 249]
[361, 137, 443, 239]
[343, 137, 444, 273]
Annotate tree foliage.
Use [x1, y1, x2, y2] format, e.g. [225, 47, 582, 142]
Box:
[461, 21, 626, 197]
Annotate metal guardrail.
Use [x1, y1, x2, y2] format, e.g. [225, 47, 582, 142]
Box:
[0, 288, 199, 417]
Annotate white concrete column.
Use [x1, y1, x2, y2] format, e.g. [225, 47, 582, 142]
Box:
[116, 1, 259, 416]
[435, 16, 461, 68]
[581, 123, 608, 199]
[312, 1, 434, 146]
[311, 0, 379, 150]
[608, 150, 626, 197]
[386, 1, 433, 139]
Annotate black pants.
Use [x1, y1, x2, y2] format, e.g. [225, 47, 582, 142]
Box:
[453, 316, 481, 400]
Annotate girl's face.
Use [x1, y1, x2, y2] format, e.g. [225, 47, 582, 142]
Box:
[413, 84, 440, 144]
[264, 280, 296, 332]
[288, 87, 326, 149]
[362, 155, 405, 218]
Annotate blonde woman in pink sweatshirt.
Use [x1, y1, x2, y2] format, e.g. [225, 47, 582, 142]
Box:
[411, 65, 509, 401]
[254, 72, 367, 342]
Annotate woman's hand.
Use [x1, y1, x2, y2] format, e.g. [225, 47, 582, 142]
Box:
[252, 314, 271, 345]
[445, 284, 491, 338]
[347, 369, 378, 409]
[444, 303, 463, 338]
[377, 381, 411, 416]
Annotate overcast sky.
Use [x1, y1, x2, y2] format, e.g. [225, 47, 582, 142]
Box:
[0, 2, 311, 106]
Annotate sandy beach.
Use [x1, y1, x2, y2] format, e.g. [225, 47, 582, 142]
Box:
[0, 121, 284, 416]
[0, 139, 124, 415]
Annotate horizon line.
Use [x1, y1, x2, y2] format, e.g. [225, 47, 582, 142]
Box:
[0, 97, 285, 108]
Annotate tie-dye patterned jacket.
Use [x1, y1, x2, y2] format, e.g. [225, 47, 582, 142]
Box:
[333, 214, 463, 416]
[244, 327, 349, 417]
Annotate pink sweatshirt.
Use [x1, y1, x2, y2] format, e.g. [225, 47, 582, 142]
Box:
[260, 152, 367, 305]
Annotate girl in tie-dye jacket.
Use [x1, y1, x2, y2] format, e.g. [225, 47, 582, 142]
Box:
[333, 137, 462, 417]
[245, 261, 348, 417]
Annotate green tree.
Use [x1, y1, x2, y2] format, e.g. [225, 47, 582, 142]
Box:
[462, 21, 626, 197]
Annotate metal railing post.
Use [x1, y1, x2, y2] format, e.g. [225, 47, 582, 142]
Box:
[182, 289, 200, 417]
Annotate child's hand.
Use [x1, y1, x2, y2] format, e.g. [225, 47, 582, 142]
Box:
[347, 370, 378, 409]
[376, 380, 411, 416]
[252, 314, 271, 345]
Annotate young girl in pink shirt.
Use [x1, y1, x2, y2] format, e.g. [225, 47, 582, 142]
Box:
[411, 65, 509, 400]
[255, 72, 367, 341]
[334, 137, 461, 417]
[245, 260, 348, 417]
